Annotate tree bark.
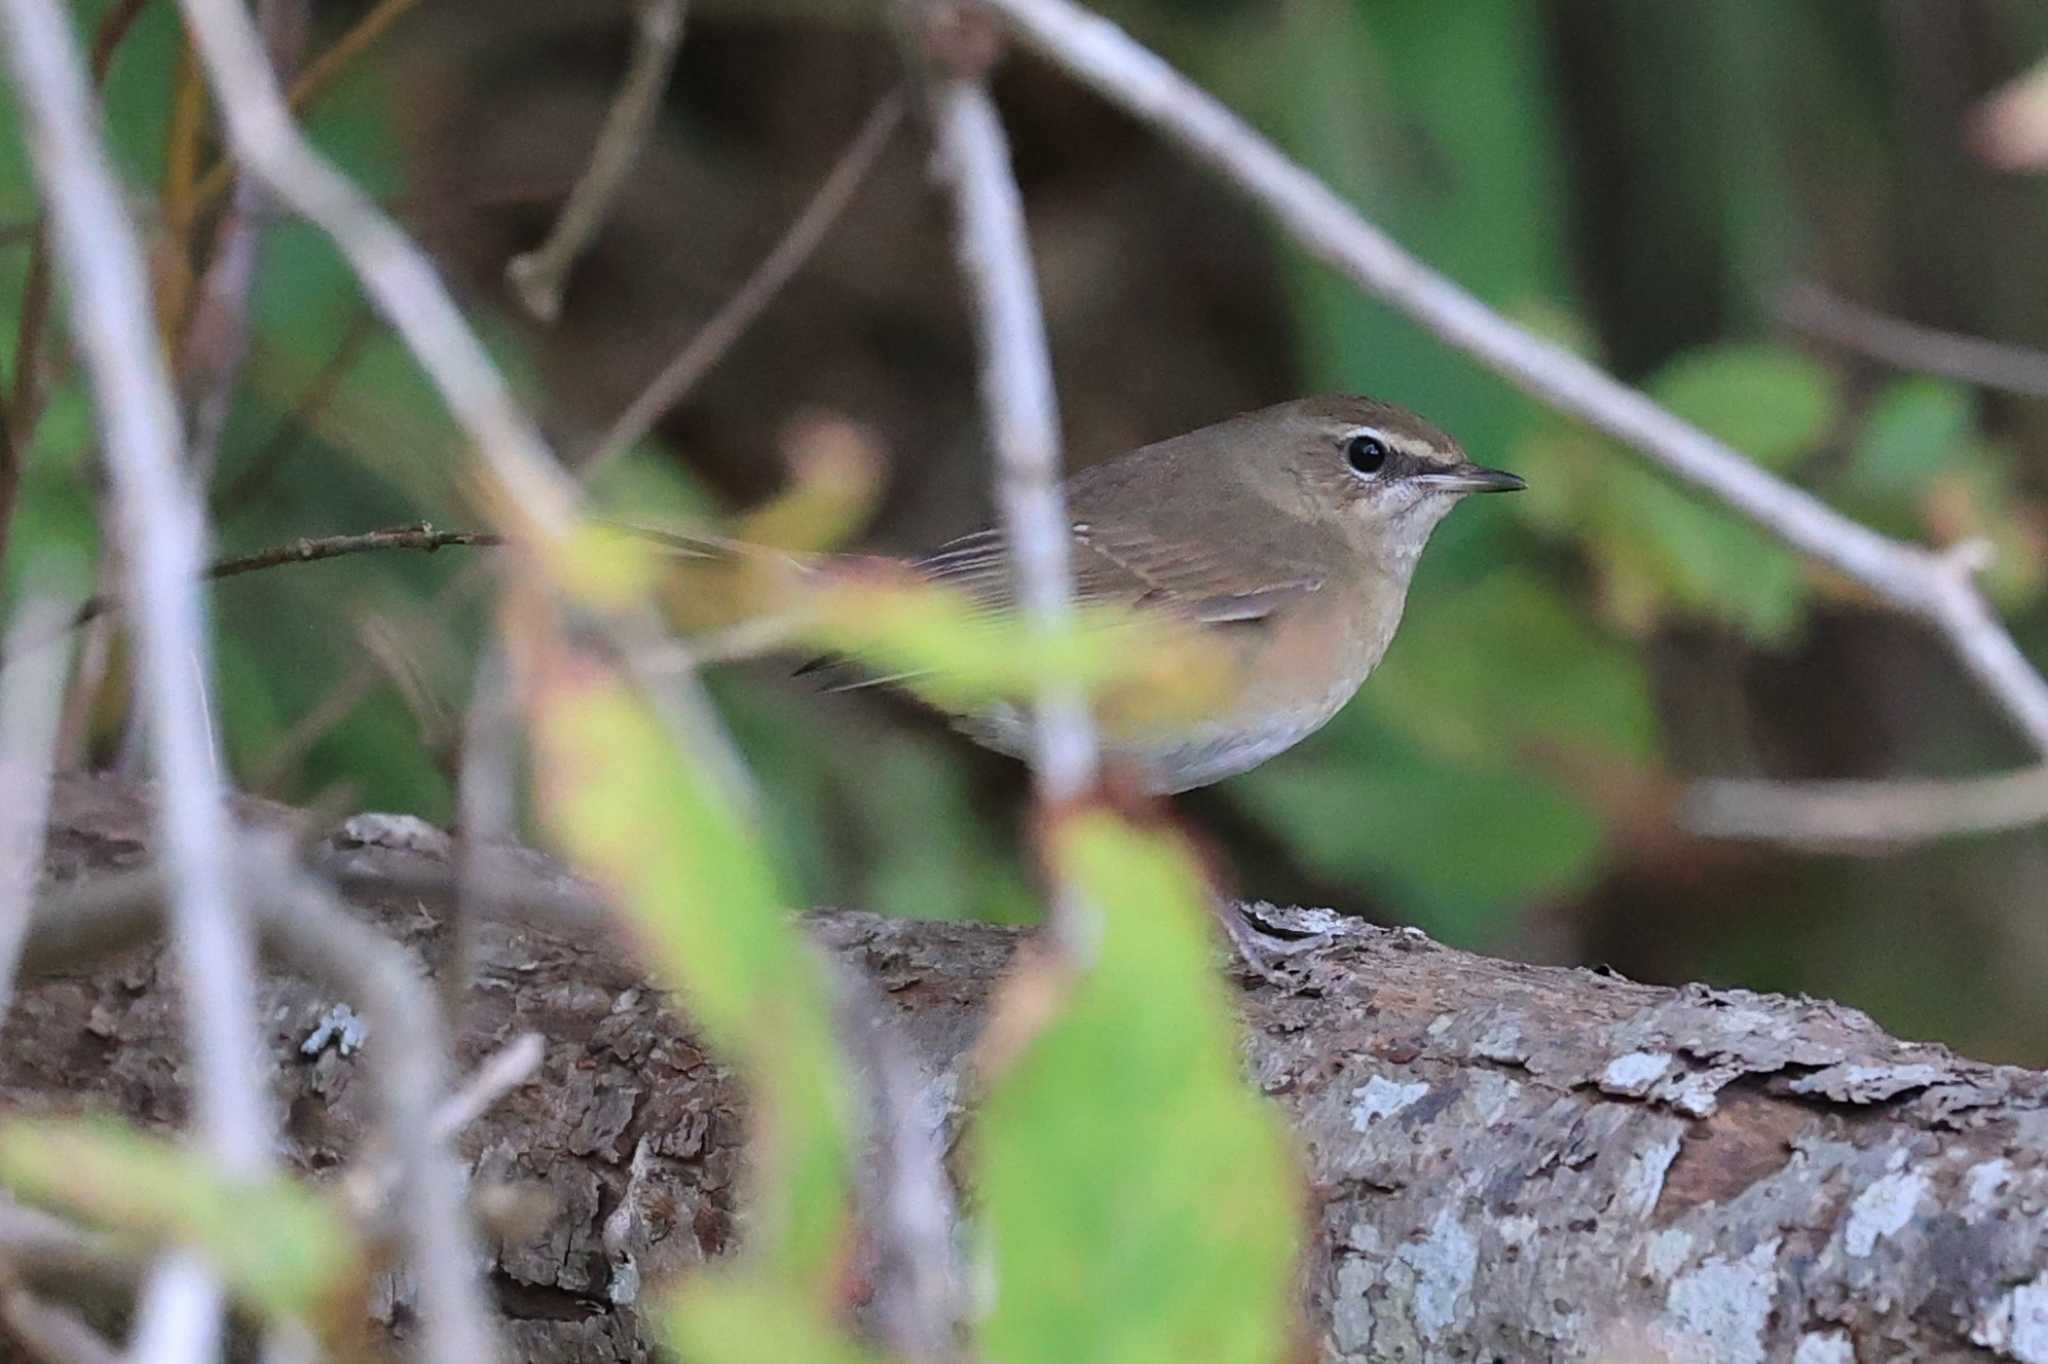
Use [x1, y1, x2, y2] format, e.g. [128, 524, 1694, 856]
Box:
[5, 773, 2047, 1363]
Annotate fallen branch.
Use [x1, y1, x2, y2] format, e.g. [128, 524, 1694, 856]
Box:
[12, 775, 2048, 1363]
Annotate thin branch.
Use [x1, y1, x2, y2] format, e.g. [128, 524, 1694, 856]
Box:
[506, 0, 688, 323]
[923, 62, 1098, 805]
[449, 652, 516, 1024]
[124, 1255, 224, 1364]
[1, 0, 155, 559]
[158, 36, 211, 343]
[1, 0, 272, 1171]
[1780, 283, 2048, 401]
[61, 524, 504, 634]
[246, 841, 499, 1364]
[0, 1284, 121, 1364]
[175, 0, 579, 541]
[257, 95, 904, 785]
[180, 0, 311, 485]
[210, 304, 378, 516]
[19, 833, 613, 980]
[189, 0, 427, 213]
[10, 839, 503, 1362]
[342, 1032, 546, 1218]
[832, 964, 963, 1362]
[431, 1032, 544, 1144]
[976, 0, 2048, 758]
[1, 0, 273, 1351]
[1683, 765, 2048, 848]
[584, 90, 904, 471]
[0, 595, 74, 1020]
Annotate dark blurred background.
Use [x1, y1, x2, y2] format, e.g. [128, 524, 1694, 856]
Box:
[7, 0, 2048, 1059]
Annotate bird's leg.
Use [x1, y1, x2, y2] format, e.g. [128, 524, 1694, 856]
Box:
[1215, 899, 1334, 987]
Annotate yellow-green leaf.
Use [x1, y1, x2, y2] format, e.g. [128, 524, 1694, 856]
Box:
[1647, 342, 1839, 470]
[529, 671, 853, 1287]
[976, 812, 1299, 1364]
[0, 1118, 357, 1320]
[665, 1270, 884, 1364]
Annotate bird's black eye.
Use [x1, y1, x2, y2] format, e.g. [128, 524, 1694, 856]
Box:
[1346, 434, 1389, 475]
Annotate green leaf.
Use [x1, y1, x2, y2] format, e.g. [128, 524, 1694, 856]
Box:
[1230, 723, 1605, 946]
[666, 1271, 883, 1364]
[797, 576, 1235, 725]
[977, 813, 1298, 1364]
[1645, 342, 1839, 470]
[1845, 377, 1976, 501]
[1365, 567, 1659, 765]
[0, 1118, 358, 1320]
[1598, 460, 1810, 642]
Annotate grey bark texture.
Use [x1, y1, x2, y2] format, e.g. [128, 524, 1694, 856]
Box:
[5, 774, 2048, 1363]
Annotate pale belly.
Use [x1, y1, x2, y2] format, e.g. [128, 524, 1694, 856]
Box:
[953, 584, 1400, 793]
[960, 680, 1359, 794]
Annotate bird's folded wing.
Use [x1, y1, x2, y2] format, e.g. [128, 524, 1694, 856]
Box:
[792, 520, 1322, 692]
[911, 520, 1324, 624]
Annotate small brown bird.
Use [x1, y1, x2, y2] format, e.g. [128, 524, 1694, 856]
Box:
[878, 395, 1524, 794]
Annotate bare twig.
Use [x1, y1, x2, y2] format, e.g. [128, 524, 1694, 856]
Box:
[212, 306, 378, 515]
[832, 965, 962, 1362]
[1780, 283, 2048, 401]
[1, 0, 272, 1187]
[431, 1032, 544, 1144]
[1683, 766, 2048, 848]
[19, 834, 612, 981]
[189, 0, 428, 213]
[125, 1255, 225, 1364]
[259, 96, 903, 783]
[180, 0, 311, 483]
[506, 0, 688, 322]
[56, 524, 504, 636]
[449, 653, 516, 1023]
[585, 90, 904, 471]
[0, 1284, 121, 1364]
[1, 0, 155, 560]
[341, 1031, 546, 1219]
[0, 595, 73, 1019]
[976, 0, 2048, 758]
[175, 0, 579, 539]
[924, 65, 1098, 805]
[2, 0, 274, 1347]
[248, 841, 499, 1364]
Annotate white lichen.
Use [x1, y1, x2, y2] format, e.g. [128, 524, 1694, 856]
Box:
[1601, 1050, 1674, 1094]
[1661, 1239, 1779, 1364]
[1350, 1075, 1430, 1130]
[1792, 1330, 1854, 1364]
[1974, 1274, 2048, 1364]
[1395, 1207, 1478, 1342]
[1842, 1166, 1926, 1258]
[1617, 1133, 1682, 1219]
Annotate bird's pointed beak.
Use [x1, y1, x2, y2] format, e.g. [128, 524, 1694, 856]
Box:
[1416, 461, 1526, 494]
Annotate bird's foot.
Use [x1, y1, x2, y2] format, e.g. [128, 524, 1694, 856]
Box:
[1218, 902, 1336, 988]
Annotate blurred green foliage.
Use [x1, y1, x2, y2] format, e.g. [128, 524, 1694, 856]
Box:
[8, 0, 2048, 1352]
[4, 2, 2048, 1044]
[976, 812, 1297, 1364]
[0, 1118, 359, 1320]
